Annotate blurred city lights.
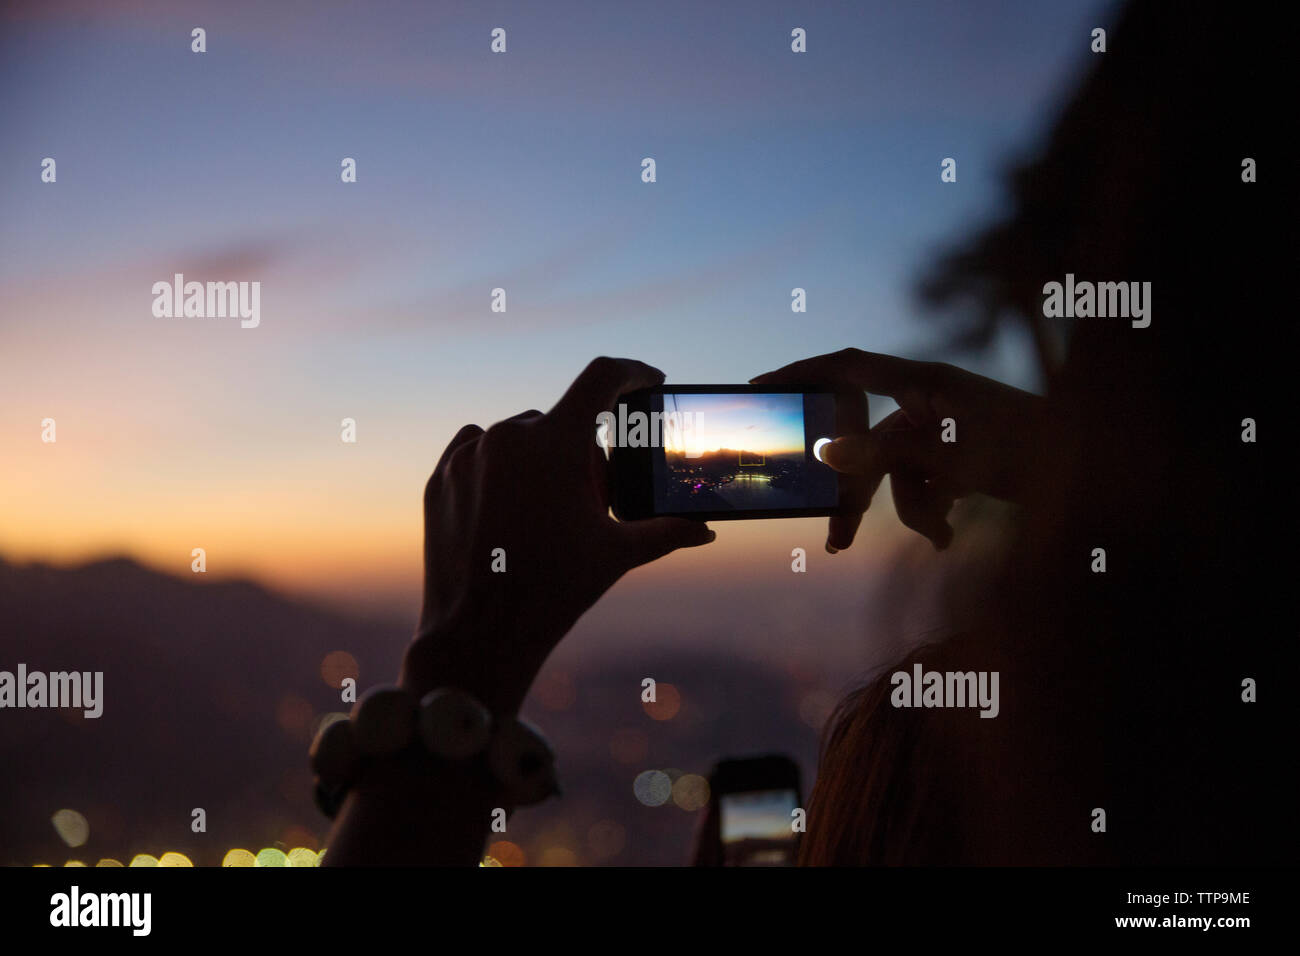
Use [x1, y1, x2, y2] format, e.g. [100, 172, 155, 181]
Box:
[22, 846, 336, 867]
[320, 650, 359, 689]
[51, 808, 89, 847]
[487, 840, 525, 867]
[255, 848, 289, 867]
[538, 846, 578, 866]
[633, 769, 672, 806]
[287, 847, 319, 866]
[672, 773, 710, 812]
[642, 683, 681, 721]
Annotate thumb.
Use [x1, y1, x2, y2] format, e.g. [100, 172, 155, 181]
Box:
[822, 429, 948, 482]
[612, 517, 716, 569]
[820, 434, 881, 475]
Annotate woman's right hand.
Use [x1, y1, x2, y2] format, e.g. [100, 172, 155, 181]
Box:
[752, 348, 1046, 551]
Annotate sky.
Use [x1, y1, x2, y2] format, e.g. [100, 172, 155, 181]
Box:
[1, 0, 1111, 667]
[721, 789, 800, 842]
[662, 393, 806, 456]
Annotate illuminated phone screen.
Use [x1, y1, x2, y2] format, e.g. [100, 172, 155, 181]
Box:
[649, 390, 838, 516]
[719, 788, 800, 866]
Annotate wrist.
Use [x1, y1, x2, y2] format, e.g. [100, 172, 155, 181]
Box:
[318, 684, 559, 865]
[403, 609, 552, 718]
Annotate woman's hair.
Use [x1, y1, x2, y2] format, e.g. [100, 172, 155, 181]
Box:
[800, 0, 1278, 865]
[799, 637, 1001, 865]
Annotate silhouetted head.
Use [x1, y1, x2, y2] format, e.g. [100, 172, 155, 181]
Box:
[802, 0, 1277, 865]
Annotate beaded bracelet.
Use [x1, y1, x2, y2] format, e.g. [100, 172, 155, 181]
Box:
[309, 685, 559, 818]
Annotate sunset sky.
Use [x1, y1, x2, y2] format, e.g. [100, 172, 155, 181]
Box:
[1, 0, 1105, 660]
[721, 789, 800, 842]
[661, 392, 806, 456]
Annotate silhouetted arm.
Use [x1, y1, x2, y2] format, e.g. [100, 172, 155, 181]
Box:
[323, 357, 714, 865]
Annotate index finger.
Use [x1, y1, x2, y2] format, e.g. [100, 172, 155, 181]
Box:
[548, 356, 665, 433]
[751, 348, 934, 400]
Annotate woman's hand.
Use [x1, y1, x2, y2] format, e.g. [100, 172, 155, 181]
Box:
[401, 357, 715, 716]
[752, 348, 1046, 552]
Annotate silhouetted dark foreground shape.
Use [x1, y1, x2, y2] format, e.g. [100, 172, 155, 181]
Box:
[794, 0, 1280, 865]
[324, 0, 1284, 866]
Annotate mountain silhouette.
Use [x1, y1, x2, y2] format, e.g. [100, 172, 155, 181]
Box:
[0, 555, 820, 865]
[0, 554, 405, 865]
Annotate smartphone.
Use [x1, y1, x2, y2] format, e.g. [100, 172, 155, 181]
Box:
[711, 755, 802, 867]
[606, 385, 857, 521]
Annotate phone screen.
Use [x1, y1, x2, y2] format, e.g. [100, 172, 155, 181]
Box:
[719, 787, 800, 866]
[648, 389, 838, 517]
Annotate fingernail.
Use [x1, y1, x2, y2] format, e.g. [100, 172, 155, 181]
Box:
[825, 540, 838, 554]
[703, 529, 717, 543]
